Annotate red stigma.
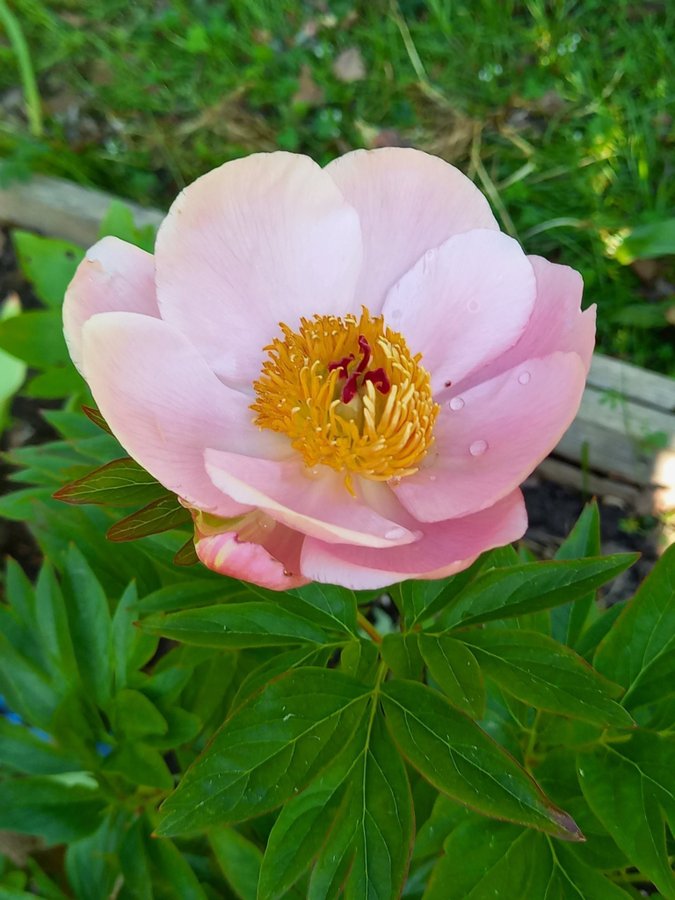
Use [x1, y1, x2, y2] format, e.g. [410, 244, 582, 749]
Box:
[356, 335, 371, 373]
[329, 334, 391, 403]
[363, 367, 391, 394]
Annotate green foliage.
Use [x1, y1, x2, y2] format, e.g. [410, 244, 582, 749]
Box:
[2, 446, 674, 900]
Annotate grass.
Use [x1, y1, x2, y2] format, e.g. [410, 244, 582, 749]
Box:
[1, 0, 674, 373]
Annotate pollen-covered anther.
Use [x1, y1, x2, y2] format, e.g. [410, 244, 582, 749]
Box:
[251, 308, 439, 484]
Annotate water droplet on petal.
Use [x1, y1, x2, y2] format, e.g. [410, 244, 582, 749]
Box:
[518, 371, 531, 385]
[385, 526, 408, 540]
[390, 308, 402, 320]
[428, 474, 437, 481]
[448, 397, 465, 411]
[469, 439, 488, 457]
[467, 299, 480, 312]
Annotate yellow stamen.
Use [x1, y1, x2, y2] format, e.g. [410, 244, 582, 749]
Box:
[251, 308, 439, 484]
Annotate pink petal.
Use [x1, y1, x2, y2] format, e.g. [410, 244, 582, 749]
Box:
[325, 148, 498, 310]
[194, 513, 308, 590]
[450, 256, 595, 395]
[81, 312, 288, 516]
[154, 152, 363, 388]
[383, 230, 536, 392]
[394, 352, 587, 522]
[204, 449, 419, 549]
[63, 237, 159, 375]
[301, 490, 527, 589]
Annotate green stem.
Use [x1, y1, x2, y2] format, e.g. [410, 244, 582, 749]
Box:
[0, 0, 43, 137]
[357, 611, 382, 645]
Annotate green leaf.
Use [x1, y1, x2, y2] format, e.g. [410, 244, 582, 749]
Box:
[54, 457, 169, 506]
[0, 718, 81, 774]
[12, 230, 85, 307]
[339, 638, 379, 684]
[0, 309, 69, 366]
[258, 722, 366, 899]
[614, 217, 675, 263]
[0, 295, 26, 430]
[287, 582, 358, 635]
[103, 742, 173, 789]
[424, 817, 632, 899]
[98, 200, 156, 252]
[594, 543, 675, 710]
[418, 634, 485, 718]
[157, 668, 370, 835]
[340, 714, 414, 900]
[65, 810, 129, 900]
[145, 835, 207, 900]
[381, 679, 581, 839]
[106, 494, 191, 541]
[33, 562, 80, 685]
[381, 633, 424, 679]
[110, 688, 168, 738]
[0, 774, 104, 844]
[578, 733, 675, 899]
[141, 601, 328, 648]
[462, 629, 633, 727]
[111, 582, 158, 690]
[24, 364, 85, 398]
[119, 817, 153, 900]
[62, 545, 112, 706]
[551, 501, 601, 646]
[209, 828, 263, 900]
[437, 555, 638, 630]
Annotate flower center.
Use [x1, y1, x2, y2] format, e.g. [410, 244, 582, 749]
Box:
[251, 308, 439, 488]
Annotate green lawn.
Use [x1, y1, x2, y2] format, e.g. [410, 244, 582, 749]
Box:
[1, 0, 674, 372]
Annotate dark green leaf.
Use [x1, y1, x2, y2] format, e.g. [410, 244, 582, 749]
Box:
[145, 835, 207, 900]
[103, 742, 173, 789]
[437, 555, 638, 629]
[141, 601, 328, 648]
[615, 217, 675, 263]
[110, 688, 168, 738]
[289, 582, 358, 635]
[65, 810, 128, 900]
[340, 714, 414, 900]
[111, 582, 158, 690]
[107, 494, 191, 541]
[418, 634, 485, 718]
[258, 722, 366, 900]
[0, 718, 81, 775]
[62, 545, 112, 706]
[381, 633, 424, 680]
[119, 817, 153, 900]
[157, 668, 370, 834]
[594, 543, 675, 710]
[339, 638, 379, 684]
[24, 365, 85, 398]
[0, 774, 104, 844]
[463, 629, 633, 727]
[54, 457, 169, 507]
[578, 733, 675, 899]
[209, 828, 263, 900]
[381, 679, 581, 839]
[551, 501, 601, 646]
[98, 200, 156, 252]
[0, 310, 69, 366]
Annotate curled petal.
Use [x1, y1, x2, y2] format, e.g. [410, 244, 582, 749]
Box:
[301, 491, 527, 590]
[63, 237, 158, 375]
[204, 449, 419, 548]
[193, 511, 308, 590]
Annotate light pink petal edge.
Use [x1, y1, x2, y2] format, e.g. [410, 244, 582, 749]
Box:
[395, 351, 587, 523]
[63, 236, 159, 376]
[301, 490, 527, 589]
[81, 311, 288, 517]
[155, 151, 363, 388]
[204, 449, 419, 549]
[325, 147, 499, 310]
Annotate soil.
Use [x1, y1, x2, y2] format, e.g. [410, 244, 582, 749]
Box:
[0, 226, 661, 599]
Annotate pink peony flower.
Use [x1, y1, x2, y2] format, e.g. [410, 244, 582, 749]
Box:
[63, 149, 595, 590]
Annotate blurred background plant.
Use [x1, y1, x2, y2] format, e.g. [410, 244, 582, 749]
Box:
[0, 0, 674, 373]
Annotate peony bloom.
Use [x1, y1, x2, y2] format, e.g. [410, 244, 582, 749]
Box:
[63, 149, 595, 590]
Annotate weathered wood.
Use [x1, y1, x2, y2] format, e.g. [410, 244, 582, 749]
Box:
[1, 173, 673, 502]
[0, 174, 163, 246]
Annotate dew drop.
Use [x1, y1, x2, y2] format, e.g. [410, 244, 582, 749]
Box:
[469, 439, 488, 457]
[448, 397, 465, 411]
[428, 474, 437, 481]
[389, 307, 402, 320]
[467, 299, 480, 312]
[518, 371, 531, 385]
[385, 527, 408, 540]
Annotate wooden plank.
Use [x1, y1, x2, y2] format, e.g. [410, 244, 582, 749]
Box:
[0, 174, 163, 246]
[588, 354, 675, 414]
